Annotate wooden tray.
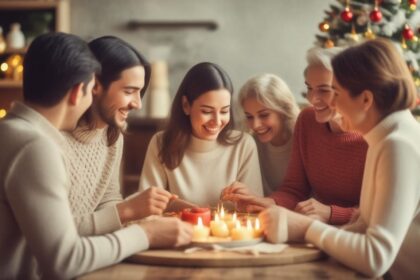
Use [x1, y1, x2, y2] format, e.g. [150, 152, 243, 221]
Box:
[127, 244, 324, 267]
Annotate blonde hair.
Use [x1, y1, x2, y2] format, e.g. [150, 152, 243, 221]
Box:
[238, 73, 300, 137]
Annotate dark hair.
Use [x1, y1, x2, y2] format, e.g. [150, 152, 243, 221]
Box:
[85, 36, 151, 146]
[23, 32, 100, 106]
[160, 62, 241, 169]
[332, 39, 417, 116]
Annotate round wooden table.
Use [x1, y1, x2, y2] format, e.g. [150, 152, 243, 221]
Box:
[128, 243, 323, 267]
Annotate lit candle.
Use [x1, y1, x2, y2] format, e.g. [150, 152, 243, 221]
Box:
[219, 204, 232, 221]
[230, 220, 253, 241]
[210, 213, 229, 237]
[192, 217, 210, 241]
[226, 212, 237, 231]
[253, 218, 263, 238]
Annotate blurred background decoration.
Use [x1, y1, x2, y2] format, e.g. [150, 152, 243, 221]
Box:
[1, 54, 24, 81]
[0, 0, 69, 119]
[316, 0, 420, 117]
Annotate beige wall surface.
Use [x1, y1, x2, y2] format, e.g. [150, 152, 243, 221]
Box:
[70, 0, 332, 115]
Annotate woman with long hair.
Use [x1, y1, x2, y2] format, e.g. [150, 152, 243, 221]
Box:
[139, 62, 263, 208]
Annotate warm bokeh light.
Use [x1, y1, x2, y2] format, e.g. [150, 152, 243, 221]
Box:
[0, 62, 8, 72]
[0, 109, 7, 118]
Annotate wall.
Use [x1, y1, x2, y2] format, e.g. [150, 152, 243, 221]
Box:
[71, 0, 332, 116]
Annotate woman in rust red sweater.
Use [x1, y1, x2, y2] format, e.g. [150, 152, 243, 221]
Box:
[222, 47, 367, 225]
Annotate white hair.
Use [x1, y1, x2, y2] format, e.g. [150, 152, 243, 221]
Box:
[304, 47, 343, 75]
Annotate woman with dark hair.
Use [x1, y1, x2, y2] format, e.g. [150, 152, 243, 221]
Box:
[64, 36, 176, 236]
[259, 39, 420, 279]
[139, 62, 263, 208]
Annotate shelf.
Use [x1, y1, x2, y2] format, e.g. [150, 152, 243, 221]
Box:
[1, 48, 26, 55]
[0, 0, 58, 9]
[127, 20, 219, 31]
[0, 0, 70, 33]
[0, 79, 22, 88]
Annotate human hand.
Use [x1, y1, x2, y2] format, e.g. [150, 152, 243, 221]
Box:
[294, 198, 331, 223]
[258, 206, 288, 243]
[259, 206, 313, 243]
[117, 187, 177, 223]
[220, 181, 253, 200]
[220, 181, 275, 212]
[140, 217, 193, 248]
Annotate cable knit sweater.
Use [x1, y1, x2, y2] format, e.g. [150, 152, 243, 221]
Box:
[62, 126, 123, 236]
[270, 107, 368, 225]
[306, 110, 420, 279]
[0, 103, 148, 279]
[139, 131, 263, 207]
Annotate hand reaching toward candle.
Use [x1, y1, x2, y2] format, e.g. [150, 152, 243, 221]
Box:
[220, 181, 253, 198]
[140, 217, 193, 248]
[294, 198, 331, 223]
[117, 187, 177, 223]
[221, 182, 275, 212]
[259, 206, 313, 243]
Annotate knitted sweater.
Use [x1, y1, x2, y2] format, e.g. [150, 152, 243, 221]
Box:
[63, 126, 123, 236]
[0, 103, 148, 279]
[256, 137, 292, 195]
[270, 107, 368, 225]
[306, 110, 420, 279]
[139, 131, 263, 207]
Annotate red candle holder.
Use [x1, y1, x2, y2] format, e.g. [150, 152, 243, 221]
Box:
[181, 207, 211, 226]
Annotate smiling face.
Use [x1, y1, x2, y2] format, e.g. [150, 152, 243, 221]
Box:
[183, 89, 231, 141]
[242, 97, 285, 146]
[331, 76, 369, 133]
[305, 65, 336, 123]
[94, 66, 145, 128]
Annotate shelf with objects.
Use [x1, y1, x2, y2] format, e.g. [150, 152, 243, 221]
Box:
[0, 0, 70, 118]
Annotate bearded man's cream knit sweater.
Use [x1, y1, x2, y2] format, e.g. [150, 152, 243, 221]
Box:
[63, 126, 123, 236]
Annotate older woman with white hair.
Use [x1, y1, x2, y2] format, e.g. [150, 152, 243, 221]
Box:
[260, 38, 420, 279]
[222, 47, 368, 225]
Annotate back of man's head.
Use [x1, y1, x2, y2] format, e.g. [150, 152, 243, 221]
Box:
[23, 32, 101, 107]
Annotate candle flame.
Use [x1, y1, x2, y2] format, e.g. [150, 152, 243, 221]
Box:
[220, 205, 225, 219]
[232, 212, 237, 221]
[235, 220, 241, 229]
[215, 213, 220, 222]
[197, 217, 203, 227]
[255, 218, 260, 230]
[246, 219, 252, 230]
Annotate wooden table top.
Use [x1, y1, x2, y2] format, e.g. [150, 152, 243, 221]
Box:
[78, 259, 374, 280]
[77, 244, 377, 280]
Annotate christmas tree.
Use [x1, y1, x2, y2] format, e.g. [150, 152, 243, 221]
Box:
[316, 0, 420, 116]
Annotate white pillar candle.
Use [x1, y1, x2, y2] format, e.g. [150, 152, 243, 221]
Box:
[210, 213, 229, 237]
[192, 217, 210, 241]
[230, 220, 253, 241]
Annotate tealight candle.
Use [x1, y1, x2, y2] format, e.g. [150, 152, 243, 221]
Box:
[230, 220, 253, 241]
[225, 212, 237, 231]
[210, 213, 229, 237]
[253, 218, 263, 238]
[192, 217, 210, 241]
